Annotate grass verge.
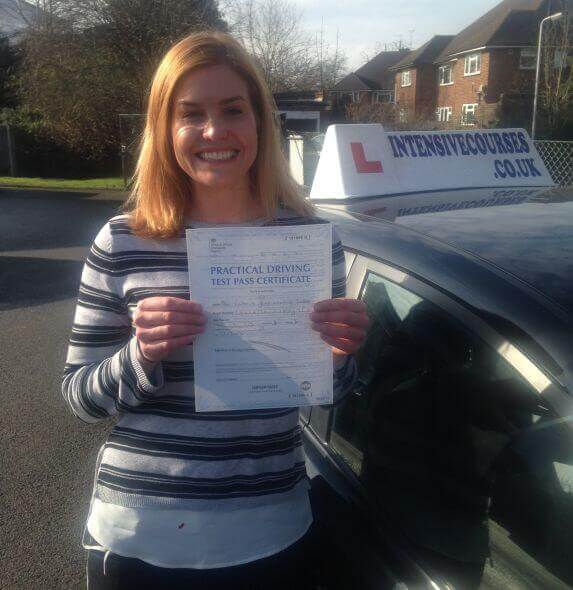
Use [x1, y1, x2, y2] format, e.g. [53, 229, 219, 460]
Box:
[0, 176, 125, 191]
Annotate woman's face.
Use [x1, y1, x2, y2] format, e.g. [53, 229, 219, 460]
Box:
[171, 64, 258, 193]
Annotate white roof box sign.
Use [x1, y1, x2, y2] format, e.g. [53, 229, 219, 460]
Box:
[310, 124, 555, 200]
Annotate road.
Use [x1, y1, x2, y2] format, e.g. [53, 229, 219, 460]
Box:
[0, 189, 125, 590]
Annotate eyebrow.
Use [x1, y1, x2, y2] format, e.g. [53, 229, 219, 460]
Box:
[176, 96, 247, 107]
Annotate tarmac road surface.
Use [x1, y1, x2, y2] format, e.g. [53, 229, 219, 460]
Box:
[0, 188, 125, 590]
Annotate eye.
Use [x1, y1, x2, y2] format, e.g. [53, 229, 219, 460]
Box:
[182, 111, 202, 120]
[226, 107, 243, 116]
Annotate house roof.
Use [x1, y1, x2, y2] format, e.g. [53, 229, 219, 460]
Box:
[435, 0, 556, 62]
[331, 72, 373, 91]
[332, 50, 410, 91]
[390, 35, 455, 70]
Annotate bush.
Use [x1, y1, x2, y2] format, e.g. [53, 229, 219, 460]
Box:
[4, 107, 120, 178]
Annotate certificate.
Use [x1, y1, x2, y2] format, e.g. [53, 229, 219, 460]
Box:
[186, 224, 333, 412]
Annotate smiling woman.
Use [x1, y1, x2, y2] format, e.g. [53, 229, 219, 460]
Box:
[128, 31, 313, 238]
[62, 30, 370, 590]
[170, 65, 259, 216]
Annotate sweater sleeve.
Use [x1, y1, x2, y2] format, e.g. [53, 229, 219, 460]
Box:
[62, 222, 164, 424]
[331, 226, 358, 404]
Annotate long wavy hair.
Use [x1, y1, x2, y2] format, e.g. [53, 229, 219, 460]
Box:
[126, 31, 314, 239]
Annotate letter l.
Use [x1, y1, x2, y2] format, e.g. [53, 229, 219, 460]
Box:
[351, 142, 383, 173]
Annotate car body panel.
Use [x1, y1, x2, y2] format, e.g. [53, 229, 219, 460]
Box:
[315, 201, 573, 401]
[301, 180, 573, 590]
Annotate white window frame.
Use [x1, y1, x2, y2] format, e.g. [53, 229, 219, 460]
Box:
[461, 103, 479, 126]
[436, 106, 453, 122]
[438, 64, 453, 85]
[464, 53, 482, 76]
[350, 91, 361, 103]
[519, 48, 537, 70]
[401, 70, 412, 87]
[398, 108, 407, 123]
[372, 91, 387, 103]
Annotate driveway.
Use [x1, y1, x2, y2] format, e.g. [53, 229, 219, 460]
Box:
[0, 189, 125, 590]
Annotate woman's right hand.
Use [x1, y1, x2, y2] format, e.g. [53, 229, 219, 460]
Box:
[133, 297, 207, 364]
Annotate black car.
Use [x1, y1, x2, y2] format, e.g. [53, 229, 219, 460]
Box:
[302, 185, 573, 590]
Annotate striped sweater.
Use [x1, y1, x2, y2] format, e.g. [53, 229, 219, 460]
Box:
[62, 209, 357, 510]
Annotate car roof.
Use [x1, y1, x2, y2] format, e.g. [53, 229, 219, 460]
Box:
[315, 186, 573, 315]
[314, 186, 573, 396]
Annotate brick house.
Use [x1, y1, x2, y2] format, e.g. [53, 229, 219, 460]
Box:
[392, 0, 569, 128]
[328, 50, 409, 121]
[390, 36, 455, 123]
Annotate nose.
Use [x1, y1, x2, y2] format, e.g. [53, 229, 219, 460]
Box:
[202, 115, 228, 141]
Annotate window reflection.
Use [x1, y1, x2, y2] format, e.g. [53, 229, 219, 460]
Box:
[330, 272, 573, 590]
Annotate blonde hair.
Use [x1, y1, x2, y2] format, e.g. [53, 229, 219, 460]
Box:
[126, 31, 314, 239]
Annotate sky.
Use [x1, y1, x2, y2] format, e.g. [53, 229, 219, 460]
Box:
[291, 0, 504, 70]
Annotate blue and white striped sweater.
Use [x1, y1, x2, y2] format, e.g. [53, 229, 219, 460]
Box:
[63, 210, 356, 509]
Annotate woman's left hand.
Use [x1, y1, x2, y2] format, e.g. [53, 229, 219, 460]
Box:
[310, 298, 371, 358]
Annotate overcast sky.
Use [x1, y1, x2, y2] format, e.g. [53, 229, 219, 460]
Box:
[292, 0, 503, 70]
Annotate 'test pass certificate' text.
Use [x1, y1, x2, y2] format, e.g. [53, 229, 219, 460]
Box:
[186, 224, 333, 412]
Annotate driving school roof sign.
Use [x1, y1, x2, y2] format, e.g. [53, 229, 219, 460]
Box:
[310, 124, 555, 200]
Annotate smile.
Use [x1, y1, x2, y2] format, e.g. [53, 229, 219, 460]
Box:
[197, 150, 239, 161]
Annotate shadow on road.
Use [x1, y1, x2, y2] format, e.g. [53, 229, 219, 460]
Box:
[0, 256, 84, 310]
[0, 190, 125, 253]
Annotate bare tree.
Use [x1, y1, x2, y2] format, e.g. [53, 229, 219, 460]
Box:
[225, 0, 346, 92]
[315, 24, 347, 91]
[346, 100, 398, 125]
[540, 15, 573, 137]
[226, 0, 314, 92]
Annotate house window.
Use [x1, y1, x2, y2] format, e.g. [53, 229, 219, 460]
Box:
[373, 91, 393, 103]
[439, 65, 453, 85]
[520, 48, 537, 70]
[401, 70, 412, 87]
[464, 53, 481, 76]
[351, 91, 361, 103]
[462, 103, 479, 125]
[399, 108, 407, 123]
[436, 106, 453, 122]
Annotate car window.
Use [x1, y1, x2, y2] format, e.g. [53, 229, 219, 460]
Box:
[329, 271, 573, 590]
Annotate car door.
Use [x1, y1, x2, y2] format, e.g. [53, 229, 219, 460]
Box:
[299, 250, 358, 426]
[304, 253, 573, 590]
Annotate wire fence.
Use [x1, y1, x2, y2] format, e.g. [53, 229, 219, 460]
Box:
[288, 133, 573, 189]
[534, 141, 573, 187]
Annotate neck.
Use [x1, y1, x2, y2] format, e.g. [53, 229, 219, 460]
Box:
[187, 182, 265, 223]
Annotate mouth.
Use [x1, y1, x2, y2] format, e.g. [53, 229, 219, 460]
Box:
[196, 150, 239, 162]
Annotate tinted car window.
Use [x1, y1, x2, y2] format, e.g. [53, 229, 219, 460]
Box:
[330, 271, 573, 590]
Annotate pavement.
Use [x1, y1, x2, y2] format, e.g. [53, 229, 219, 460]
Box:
[0, 189, 126, 590]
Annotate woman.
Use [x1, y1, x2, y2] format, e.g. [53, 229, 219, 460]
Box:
[63, 31, 369, 589]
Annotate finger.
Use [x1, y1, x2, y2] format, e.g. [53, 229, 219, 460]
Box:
[314, 298, 367, 314]
[309, 310, 371, 329]
[319, 333, 362, 355]
[141, 334, 197, 360]
[311, 322, 366, 342]
[137, 324, 205, 343]
[138, 297, 203, 314]
[134, 310, 207, 329]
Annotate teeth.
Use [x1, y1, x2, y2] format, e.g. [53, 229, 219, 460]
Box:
[198, 150, 238, 161]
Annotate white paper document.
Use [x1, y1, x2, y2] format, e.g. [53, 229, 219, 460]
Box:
[186, 223, 333, 412]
